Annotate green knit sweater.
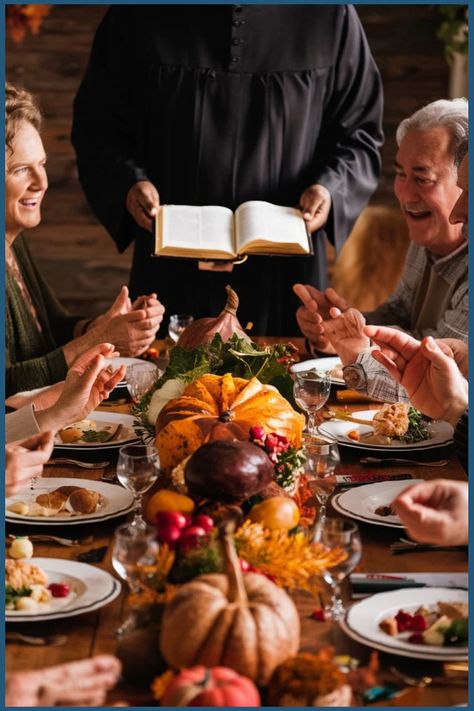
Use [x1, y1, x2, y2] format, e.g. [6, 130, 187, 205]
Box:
[6, 235, 82, 397]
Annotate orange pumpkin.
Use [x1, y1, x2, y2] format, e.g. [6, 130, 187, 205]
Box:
[156, 373, 305, 474]
[161, 666, 261, 706]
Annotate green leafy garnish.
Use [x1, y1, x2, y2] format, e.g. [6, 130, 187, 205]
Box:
[400, 407, 431, 444]
[443, 617, 468, 645]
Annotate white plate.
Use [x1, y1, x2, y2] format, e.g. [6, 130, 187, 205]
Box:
[6, 477, 135, 527]
[319, 409, 453, 452]
[332, 479, 424, 528]
[341, 587, 468, 660]
[54, 411, 139, 450]
[291, 356, 344, 385]
[6, 557, 121, 622]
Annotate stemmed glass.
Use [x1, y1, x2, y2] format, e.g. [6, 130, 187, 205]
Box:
[301, 433, 340, 536]
[293, 370, 331, 434]
[126, 362, 159, 403]
[168, 314, 194, 343]
[111, 523, 158, 636]
[116, 444, 160, 530]
[320, 519, 362, 620]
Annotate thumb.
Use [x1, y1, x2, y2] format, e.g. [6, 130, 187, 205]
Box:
[420, 336, 454, 369]
[109, 286, 130, 316]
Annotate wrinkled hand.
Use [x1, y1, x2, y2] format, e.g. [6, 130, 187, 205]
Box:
[5, 431, 54, 497]
[365, 327, 468, 425]
[126, 180, 160, 232]
[293, 283, 347, 352]
[323, 307, 370, 365]
[37, 343, 126, 432]
[392, 479, 468, 546]
[88, 287, 165, 356]
[299, 183, 332, 233]
[6, 654, 122, 707]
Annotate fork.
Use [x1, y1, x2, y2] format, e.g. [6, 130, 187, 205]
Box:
[390, 665, 467, 688]
[6, 631, 68, 646]
[360, 457, 448, 467]
[7, 533, 94, 547]
[391, 537, 466, 554]
[48, 458, 111, 468]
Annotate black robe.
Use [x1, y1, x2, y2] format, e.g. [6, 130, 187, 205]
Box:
[72, 4, 383, 336]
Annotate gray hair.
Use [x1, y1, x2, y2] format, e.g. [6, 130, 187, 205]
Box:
[396, 98, 468, 167]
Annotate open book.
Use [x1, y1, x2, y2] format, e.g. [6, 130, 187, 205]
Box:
[154, 201, 312, 260]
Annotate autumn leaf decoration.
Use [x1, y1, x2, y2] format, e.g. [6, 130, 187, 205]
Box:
[6, 4, 52, 43]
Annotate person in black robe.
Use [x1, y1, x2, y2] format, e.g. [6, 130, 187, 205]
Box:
[71, 4, 383, 336]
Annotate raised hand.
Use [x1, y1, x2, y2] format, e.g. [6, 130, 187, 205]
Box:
[126, 180, 160, 231]
[323, 306, 370, 365]
[5, 431, 54, 496]
[293, 283, 348, 353]
[365, 326, 468, 425]
[392, 479, 468, 546]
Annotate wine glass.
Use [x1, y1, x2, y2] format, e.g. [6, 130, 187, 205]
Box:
[116, 444, 161, 529]
[301, 433, 340, 536]
[126, 362, 159, 403]
[320, 518, 362, 620]
[168, 314, 194, 343]
[293, 370, 331, 434]
[111, 523, 158, 636]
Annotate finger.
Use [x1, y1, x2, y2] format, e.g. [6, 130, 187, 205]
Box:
[12, 431, 53, 454]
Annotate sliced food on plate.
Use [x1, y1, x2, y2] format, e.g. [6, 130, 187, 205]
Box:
[379, 600, 468, 648]
[6, 556, 74, 613]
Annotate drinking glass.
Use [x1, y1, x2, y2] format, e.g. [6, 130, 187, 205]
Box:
[168, 314, 194, 343]
[300, 433, 340, 534]
[126, 362, 159, 403]
[293, 370, 331, 434]
[320, 519, 362, 620]
[111, 523, 158, 636]
[116, 444, 160, 529]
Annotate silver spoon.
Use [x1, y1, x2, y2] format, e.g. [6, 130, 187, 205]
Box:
[360, 457, 448, 467]
[6, 631, 68, 646]
[48, 458, 111, 468]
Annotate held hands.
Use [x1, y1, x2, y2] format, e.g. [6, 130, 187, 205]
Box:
[35, 343, 126, 434]
[86, 286, 165, 357]
[126, 180, 160, 232]
[299, 183, 332, 233]
[391, 479, 468, 546]
[5, 431, 54, 497]
[322, 307, 371, 365]
[364, 327, 468, 425]
[293, 283, 347, 352]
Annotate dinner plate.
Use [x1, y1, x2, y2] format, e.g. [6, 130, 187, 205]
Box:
[54, 411, 139, 451]
[340, 587, 468, 661]
[319, 409, 453, 452]
[5, 477, 135, 527]
[291, 356, 344, 385]
[6, 557, 121, 622]
[331, 479, 424, 528]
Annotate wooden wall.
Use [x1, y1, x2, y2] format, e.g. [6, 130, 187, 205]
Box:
[6, 4, 449, 315]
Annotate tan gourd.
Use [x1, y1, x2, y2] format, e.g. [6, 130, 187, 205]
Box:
[160, 525, 300, 685]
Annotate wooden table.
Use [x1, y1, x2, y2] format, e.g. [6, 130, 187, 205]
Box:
[6, 341, 468, 706]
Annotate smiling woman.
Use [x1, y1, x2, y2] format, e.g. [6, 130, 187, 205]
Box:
[4, 82, 165, 398]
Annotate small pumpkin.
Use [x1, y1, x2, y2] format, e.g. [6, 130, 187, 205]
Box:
[177, 285, 251, 350]
[156, 373, 305, 474]
[160, 524, 300, 685]
[248, 496, 300, 531]
[145, 489, 195, 524]
[160, 666, 261, 707]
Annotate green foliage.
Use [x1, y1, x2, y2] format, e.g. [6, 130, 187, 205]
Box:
[443, 617, 468, 645]
[273, 445, 307, 490]
[437, 5, 468, 62]
[80, 429, 112, 443]
[5, 585, 31, 606]
[400, 407, 431, 444]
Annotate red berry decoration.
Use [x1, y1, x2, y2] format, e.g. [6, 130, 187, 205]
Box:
[408, 614, 428, 632]
[155, 511, 188, 529]
[156, 524, 182, 545]
[193, 514, 214, 533]
[311, 608, 326, 622]
[48, 583, 71, 598]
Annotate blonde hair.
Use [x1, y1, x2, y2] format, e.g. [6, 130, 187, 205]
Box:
[5, 82, 42, 154]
